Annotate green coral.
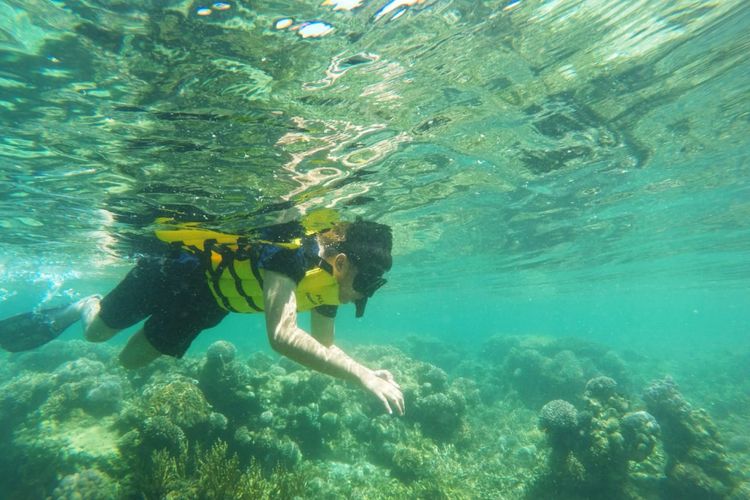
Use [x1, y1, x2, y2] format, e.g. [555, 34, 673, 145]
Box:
[142, 377, 211, 430]
[8, 334, 735, 499]
[198, 343, 261, 422]
[531, 377, 662, 499]
[52, 468, 120, 500]
[137, 440, 308, 500]
[234, 426, 303, 469]
[139, 448, 188, 500]
[477, 335, 631, 408]
[391, 439, 437, 482]
[644, 377, 740, 499]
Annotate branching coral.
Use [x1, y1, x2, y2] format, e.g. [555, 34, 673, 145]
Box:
[137, 440, 308, 500]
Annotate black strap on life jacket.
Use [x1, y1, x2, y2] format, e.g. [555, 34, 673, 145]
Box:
[206, 239, 265, 313]
[245, 243, 265, 291]
[224, 250, 263, 312]
[202, 240, 234, 311]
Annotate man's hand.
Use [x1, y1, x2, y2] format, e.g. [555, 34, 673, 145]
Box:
[262, 272, 405, 414]
[373, 369, 400, 388]
[361, 370, 405, 415]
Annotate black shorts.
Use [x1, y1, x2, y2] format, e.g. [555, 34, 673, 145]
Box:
[98, 252, 228, 357]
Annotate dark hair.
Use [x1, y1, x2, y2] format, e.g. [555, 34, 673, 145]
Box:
[320, 219, 393, 273]
[321, 219, 392, 317]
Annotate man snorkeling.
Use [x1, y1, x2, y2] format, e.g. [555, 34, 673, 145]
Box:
[0, 218, 404, 415]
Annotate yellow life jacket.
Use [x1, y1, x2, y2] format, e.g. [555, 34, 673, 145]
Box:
[154, 226, 340, 314]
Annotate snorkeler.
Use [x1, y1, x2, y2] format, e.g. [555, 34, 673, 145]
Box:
[0, 218, 404, 415]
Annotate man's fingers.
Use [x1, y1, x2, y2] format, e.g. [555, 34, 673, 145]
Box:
[380, 395, 393, 415]
[368, 374, 404, 415]
[394, 394, 405, 415]
[385, 387, 405, 416]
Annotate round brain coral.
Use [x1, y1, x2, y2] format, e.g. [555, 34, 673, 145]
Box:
[539, 399, 579, 450]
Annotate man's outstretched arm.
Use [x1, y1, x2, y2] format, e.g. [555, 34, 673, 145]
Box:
[263, 270, 404, 415]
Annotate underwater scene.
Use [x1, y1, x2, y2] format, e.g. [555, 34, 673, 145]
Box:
[1, 0, 749, 498]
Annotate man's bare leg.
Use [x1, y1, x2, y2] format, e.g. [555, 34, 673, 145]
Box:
[119, 329, 162, 369]
[78, 295, 121, 342]
[77, 296, 160, 368]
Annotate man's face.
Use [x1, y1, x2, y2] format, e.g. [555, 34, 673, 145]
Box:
[332, 253, 364, 304]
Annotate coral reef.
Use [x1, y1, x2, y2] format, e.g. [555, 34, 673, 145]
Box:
[0, 334, 746, 499]
[399, 334, 467, 373]
[644, 376, 742, 499]
[531, 376, 661, 499]
[621, 411, 660, 462]
[9, 339, 116, 374]
[52, 468, 119, 500]
[406, 364, 469, 441]
[0, 371, 57, 440]
[84, 376, 125, 416]
[539, 399, 579, 449]
[476, 335, 631, 407]
[141, 376, 212, 431]
[134, 440, 308, 500]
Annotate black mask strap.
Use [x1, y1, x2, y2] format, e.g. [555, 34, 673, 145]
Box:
[318, 259, 334, 275]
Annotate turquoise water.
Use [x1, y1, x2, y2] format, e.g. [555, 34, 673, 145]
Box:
[1, 1, 749, 498]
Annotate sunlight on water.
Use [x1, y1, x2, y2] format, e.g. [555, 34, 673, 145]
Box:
[0, 1, 747, 301]
[1, 1, 746, 292]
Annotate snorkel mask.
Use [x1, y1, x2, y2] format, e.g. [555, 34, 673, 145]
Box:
[348, 257, 388, 318]
[353, 266, 388, 298]
[326, 219, 392, 317]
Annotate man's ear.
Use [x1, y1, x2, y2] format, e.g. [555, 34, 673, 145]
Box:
[334, 253, 349, 273]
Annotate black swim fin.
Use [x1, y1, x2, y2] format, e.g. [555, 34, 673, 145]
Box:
[0, 305, 78, 352]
